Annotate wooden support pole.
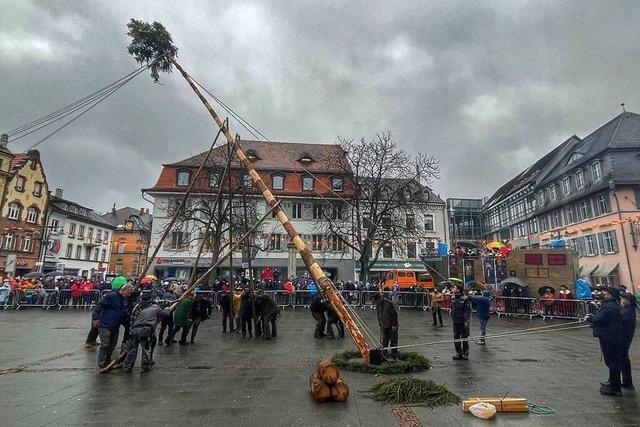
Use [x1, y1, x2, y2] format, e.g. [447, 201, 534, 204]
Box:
[170, 59, 371, 362]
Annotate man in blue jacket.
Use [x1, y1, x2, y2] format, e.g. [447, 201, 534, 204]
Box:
[586, 286, 623, 396]
[92, 284, 134, 368]
[470, 290, 491, 345]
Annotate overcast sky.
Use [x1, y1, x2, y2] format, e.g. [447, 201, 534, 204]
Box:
[2, 1, 640, 213]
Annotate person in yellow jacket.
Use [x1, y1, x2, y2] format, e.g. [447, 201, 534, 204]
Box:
[431, 288, 445, 327]
[232, 287, 242, 333]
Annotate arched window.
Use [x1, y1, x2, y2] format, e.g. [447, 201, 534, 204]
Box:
[7, 202, 21, 220]
[26, 207, 39, 223]
[176, 170, 191, 186]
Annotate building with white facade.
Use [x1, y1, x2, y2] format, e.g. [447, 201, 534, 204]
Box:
[40, 189, 115, 278]
[143, 140, 448, 282]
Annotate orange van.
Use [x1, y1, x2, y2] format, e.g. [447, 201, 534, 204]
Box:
[382, 269, 434, 290]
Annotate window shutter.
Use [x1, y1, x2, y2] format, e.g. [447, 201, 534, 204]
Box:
[597, 233, 605, 254]
[611, 231, 619, 253]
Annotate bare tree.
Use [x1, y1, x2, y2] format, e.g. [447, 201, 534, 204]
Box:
[317, 131, 440, 283]
[161, 150, 269, 282]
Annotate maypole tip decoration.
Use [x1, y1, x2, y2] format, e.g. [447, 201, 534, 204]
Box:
[126, 18, 178, 83]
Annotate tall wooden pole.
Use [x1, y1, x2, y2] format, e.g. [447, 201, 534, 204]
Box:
[170, 59, 371, 361]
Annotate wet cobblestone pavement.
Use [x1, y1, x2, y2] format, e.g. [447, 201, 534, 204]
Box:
[1, 308, 638, 426]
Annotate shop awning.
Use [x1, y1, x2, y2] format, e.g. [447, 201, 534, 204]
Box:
[593, 263, 619, 277]
[579, 264, 598, 277]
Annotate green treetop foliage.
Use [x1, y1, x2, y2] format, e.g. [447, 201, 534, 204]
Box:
[126, 19, 178, 83]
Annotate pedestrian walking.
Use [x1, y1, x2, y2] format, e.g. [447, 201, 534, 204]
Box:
[123, 293, 170, 373]
[189, 293, 212, 344]
[92, 284, 133, 369]
[373, 293, 399, 360]
[430, 288, 444, 327]
[470, 290, 491, 345]
[586, 286, 623, 396]
[310, 295, 327, 338]
[450, 284, 471, 360]
[619, 292, 636, 390]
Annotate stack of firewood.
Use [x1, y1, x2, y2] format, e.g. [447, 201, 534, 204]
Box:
[309, 358, 350, 402]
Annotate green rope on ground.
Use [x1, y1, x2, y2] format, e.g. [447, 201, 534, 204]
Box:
[527, 403, 556, 415]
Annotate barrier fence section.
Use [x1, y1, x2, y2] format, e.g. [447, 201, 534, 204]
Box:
[0, 288, 602, 321]
[492, 296, 542, 319]
[539, 298, 587, 320]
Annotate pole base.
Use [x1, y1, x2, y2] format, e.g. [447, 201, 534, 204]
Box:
[369, 349, 383, 365]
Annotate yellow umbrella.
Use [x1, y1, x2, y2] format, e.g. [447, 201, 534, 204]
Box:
[486, 241, 504, 250]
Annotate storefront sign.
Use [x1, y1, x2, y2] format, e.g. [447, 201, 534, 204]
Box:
[355, 260, 425, 271]
[156, 257, 192, 265]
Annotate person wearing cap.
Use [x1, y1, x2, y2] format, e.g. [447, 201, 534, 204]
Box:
[373, 293, 399, 360]
[585, 286, 623, 396]
[123, 293, 170, 373]
[92, 283, 134, 369]
[450, 284, 471, 360]
[619, 292, 636, 390]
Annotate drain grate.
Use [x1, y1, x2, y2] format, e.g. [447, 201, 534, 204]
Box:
[187, 365, 214, 370]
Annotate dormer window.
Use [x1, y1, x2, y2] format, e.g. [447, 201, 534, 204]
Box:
[245, 149, 259, 160]
[331, 177, 343, 192]
[298, 152, 315, 163]
[209, 172, 219, 188]
[567, 152, 583, 165]
[272, 174, 284, 190]
[302, 176, 314, 191]
[177, 170, 190, 186]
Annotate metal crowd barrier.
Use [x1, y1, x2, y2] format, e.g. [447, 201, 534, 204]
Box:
[492, 296, 542, 320]
[56, 289, 102, 310]
[194, 290, 217, 307]
[539, 298, 587, 320]
[0, 286, 603, 321]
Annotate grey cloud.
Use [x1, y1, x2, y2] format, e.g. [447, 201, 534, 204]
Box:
[1, 0, 640, 211]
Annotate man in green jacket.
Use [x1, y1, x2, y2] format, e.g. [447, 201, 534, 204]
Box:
[169, 292, 194, 345]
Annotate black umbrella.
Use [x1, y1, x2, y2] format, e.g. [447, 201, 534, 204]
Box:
[538, 286, 556, 296]
[500, 277, 527, 288]
[44, 271, 65, 277]
[25, 272, 44, 279]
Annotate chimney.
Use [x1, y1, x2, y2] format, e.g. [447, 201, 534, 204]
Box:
[55, 188, 63, 198]
[111, 203, 116, 215]
[139, 207, 145, 216]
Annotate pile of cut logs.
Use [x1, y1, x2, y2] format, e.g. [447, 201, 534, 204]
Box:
[309, 358, 349, 402]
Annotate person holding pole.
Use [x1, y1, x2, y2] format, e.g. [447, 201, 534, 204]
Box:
[450, 284, 471, 360]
